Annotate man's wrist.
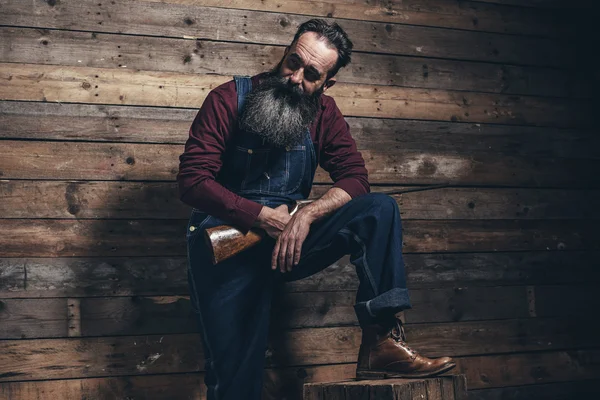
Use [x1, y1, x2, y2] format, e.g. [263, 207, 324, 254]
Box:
[296, 206, 318, 224]
[253, 206, 268, 228]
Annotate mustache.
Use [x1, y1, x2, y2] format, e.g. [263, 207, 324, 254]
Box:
[238, 75, 321, 148]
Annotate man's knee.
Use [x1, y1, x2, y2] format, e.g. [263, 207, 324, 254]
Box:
[353, 192, 400, 217]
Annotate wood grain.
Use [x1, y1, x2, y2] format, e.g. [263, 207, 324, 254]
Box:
[2, 101, 597, 158]
[1, 288, 598, 338]
[0, 0, 572, 66]
[2, 251, 597, 298]
[1, 64, 592, 127]
[2, 140, 599, 187]
[0, 27, 587, 97]
[2, 373, 597, 400]
[0, 373, 205, 400]
[0, 332, 598, 388]
[2, 181, 598, 220]
[0, 0, 595, 398]
[138, 0, 565, 36]
[0, 219, 594, 257]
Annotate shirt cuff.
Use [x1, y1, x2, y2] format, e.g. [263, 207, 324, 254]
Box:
[234, 196, 263, 233]
[333, 177, 369, 199]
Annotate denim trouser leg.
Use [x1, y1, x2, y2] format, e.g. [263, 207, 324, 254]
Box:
[287, 193, 412, 327]
[187, 233, 276, 400]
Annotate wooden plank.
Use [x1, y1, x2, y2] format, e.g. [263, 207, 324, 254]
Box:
[0, 373, 206, 400]
[0, 64, 592, 128]
[0, 257, 192, 299]
[1, 289, 598, 339]
[360, 187, 599, 220]
[0, 101, 192, 144]
[2, 181, 599, 220]
[138, 0, 565, 37]
[469, 380, 600, 400]
[0, 27, 587, 98]
[0, 181, 191, 219]
[2, 251, 598, 299]
[0, 298, 68, 339]
[0, 219, 595, 257]
[454, 350, 600, 389]
[0, 0, 572, 66]
[0, 140, 181, 181]
[343, 118, 599, 159]
[274, 286, 600, 326]
[2, 102, 598, 159]
[0, 334, 204, 382]
[0, 331, 598, 387]
[2, 141, 599, 187]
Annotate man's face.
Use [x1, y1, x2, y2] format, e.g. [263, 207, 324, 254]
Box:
[278, 31, 339, 95]
[238, 32, 339, 148]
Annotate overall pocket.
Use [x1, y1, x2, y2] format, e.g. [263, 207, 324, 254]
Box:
[234, 144, 306, 195]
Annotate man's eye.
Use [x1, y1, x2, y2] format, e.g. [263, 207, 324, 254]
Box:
[305, 71, 319, 82]
[288, 58, 300, 69]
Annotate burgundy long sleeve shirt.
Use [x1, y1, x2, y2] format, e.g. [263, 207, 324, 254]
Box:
[177, 73, 370, 232]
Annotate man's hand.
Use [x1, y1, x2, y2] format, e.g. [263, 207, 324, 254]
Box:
[271, 187, 352, 273]
[255, 204, 292, 239]
[271, 210, 315, 273]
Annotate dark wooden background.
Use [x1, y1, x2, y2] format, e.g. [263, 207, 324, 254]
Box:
[1, 0, 599, 399]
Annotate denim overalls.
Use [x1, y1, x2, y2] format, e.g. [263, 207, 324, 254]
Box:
[186, 76, 411, 400]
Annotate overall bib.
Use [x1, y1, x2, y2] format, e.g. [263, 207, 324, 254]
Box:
[186, 76, 411, 400]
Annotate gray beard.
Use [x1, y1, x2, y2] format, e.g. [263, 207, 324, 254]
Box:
[239, 75, 321, 148]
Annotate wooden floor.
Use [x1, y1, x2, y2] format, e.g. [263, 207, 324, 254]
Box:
[1, 0, 599, 399]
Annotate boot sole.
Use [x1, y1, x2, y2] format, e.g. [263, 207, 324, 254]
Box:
[355, 362, 456, 380]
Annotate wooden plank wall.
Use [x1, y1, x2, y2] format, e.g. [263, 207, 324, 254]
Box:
[0, 0, 599, 399]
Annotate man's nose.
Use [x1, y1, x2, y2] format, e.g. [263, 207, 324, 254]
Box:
[289, 68, 303, 85]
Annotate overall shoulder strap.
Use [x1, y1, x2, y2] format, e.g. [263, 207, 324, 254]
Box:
[233, 76, 252, 114]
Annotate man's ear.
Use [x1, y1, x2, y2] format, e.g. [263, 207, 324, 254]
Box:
[323, 78, 337, 92]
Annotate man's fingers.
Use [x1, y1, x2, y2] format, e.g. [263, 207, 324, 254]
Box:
[271, 239, 281, 270]
[286, 240, 295, 272]
[293, 238, 303, 266]
[278, 238, 288, 273]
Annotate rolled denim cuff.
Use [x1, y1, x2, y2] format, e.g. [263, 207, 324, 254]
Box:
[354, 287, 412, 328]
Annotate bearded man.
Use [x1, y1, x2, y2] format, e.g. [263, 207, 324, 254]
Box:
[177, 19, 455, 400]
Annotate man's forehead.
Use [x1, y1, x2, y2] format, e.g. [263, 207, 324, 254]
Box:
[290, 32, 338, 74]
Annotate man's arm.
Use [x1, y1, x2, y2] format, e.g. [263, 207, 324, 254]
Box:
[300, 187, 352, 222]
[178, 86, 264, 233]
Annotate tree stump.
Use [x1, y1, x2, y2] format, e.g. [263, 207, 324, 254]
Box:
[303, 375, 467, 400]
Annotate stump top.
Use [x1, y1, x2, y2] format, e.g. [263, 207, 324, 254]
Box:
[303, 374, 467, 400]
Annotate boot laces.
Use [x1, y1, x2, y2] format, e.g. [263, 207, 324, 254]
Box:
[390, 319, 417, 358]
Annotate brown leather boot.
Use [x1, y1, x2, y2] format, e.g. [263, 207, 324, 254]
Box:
[356, 319, 456, 379]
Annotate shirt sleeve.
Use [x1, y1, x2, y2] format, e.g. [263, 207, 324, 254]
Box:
[177, 88, 263, 233]
[319, 98, 370, 198]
